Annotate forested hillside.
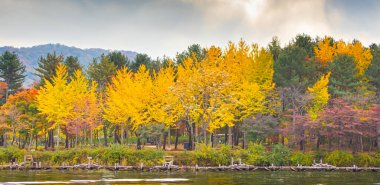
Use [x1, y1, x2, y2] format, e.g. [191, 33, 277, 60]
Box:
[0, 44, 137, 86]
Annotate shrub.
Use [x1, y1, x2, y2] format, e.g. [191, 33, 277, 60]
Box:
[325, 150, 353, 166]
[131, 149, 164, 166]
[194, 143, 235, 166]
[314, 149, 328, 162]
[0, 148, 6, 164]
[172, 151, 196, 166]
[290, 152, 314, 166]
[243, 143, 268, 166]
[267, 144, 291, 166]
[354, 153, 377, 167]
[102, 144, 130, 165]
[0, 146, 25, 163]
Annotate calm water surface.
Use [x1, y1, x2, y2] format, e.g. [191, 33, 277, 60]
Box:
[0, 170, 379, 185]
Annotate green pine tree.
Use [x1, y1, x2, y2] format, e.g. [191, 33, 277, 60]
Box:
[130, 54, 152, 72]
[87, 54, 116, 91]
[34, 52, 64, 85]
[366, 44, 380, 95]
[64, 56, 82, 80]
[328, 55, 361, 97]
[274, 45, 318, 88]
[106, 51, 130, 70]
[0, 51, 26, 100]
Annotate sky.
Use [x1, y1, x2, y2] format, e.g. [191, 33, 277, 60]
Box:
[0, 0, 380, 58]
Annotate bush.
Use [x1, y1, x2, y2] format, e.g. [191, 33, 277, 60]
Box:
[194, 143, 235, 166]
[267, 144, 291, 166]
[102, 144, 129, 165]
[314, 149, 328, 162]
[290, 152, 314, 166]
[0, 146, 25, 163]
[0, 148, 6, 164]
[130, 149, 164, 166]
[325, 150, 353, 166]
[354, 153, 377, 167]
[172, 151, 197, 166]
[243, 143, 268, 166]
[3, 145, 380, 167]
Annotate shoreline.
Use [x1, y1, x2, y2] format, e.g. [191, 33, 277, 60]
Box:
[1, 164, 380, 172]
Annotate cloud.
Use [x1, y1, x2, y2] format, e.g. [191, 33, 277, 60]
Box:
[0, 0, 379, 58]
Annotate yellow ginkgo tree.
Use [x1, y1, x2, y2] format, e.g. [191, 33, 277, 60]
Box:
[315, 36, 373, 75]
[36, 64, 73, 149]
[307, 72, 331, 121]
[104, 65, 154, 146]
[68, 70, 101, 147]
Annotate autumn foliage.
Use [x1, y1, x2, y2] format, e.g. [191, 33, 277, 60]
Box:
[0, 36, 378, 154]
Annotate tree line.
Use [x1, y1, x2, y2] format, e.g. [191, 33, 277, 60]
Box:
[0, 34, 379, 153]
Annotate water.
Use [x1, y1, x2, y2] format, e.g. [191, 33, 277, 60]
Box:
[0, 170, 379, 185]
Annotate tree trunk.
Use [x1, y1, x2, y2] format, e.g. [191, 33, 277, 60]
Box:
[114, 125, 121, 144]
[228, 126, 232, 145]
[35, 134, 38, 150]
[103, 124, 108, 147]
[360, 135, 363, 152]
[203, 129, 207, 145]
[377, 125, 380, 149]
[299, 139, 304, 151]
[90, 129, 93, 146]
[3, 134, 7, 147]
[163, 133, 167, 150]
[28, 131, 33, 151]
[18, 134, 20, 148]
[233, 125, 239, 146]
[44, 129, 47, 150]
[65, 128, 69, 149]
[186, 121, 194, 150]
[0, 135, 3, 147]
[48, 129, 54, 150]
[299, 130, 305, 151]
[175, 128, 179, 150]
[5, 86, 9, 101]
[21, 132, 28, 149]
[11, 128, 15, 145]
[137, 137, 142, 150]
[56, 126, 60, 149]
[168, 127, 171, 149]
[125, 126, 129, 145]
[242, 132, 246, 149]
[224, 126, 228, 145]
[211, 133, 214, 148]
[316, 135, 320, 150]
[194, 123, 198, 144]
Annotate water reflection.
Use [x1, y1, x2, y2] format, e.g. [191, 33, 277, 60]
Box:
[0, 170, 379, 185]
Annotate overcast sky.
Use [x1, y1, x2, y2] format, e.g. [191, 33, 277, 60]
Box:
[0, 0, 379, 58]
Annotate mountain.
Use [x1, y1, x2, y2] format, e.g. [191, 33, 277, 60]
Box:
[0, 44, 138, 86]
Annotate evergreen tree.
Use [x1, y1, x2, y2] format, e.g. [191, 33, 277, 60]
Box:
[175, 44, 205, 65]
[268, 36, 282, 62]
[130, 54, 152, 72]
[87, 54, 116, 91]
[366, 44, 380, 95]
[106, 51, 130, 70]
[34, 52, 64, 85]
[293, 34, 315, 57]
[63, 56, 82, 80]
[328, 55, 361, 97]
[274, 45, 318, 88]
[0, 51, 26, 100]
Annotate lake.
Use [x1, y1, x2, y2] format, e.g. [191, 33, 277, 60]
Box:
[0, 170, 379, 185]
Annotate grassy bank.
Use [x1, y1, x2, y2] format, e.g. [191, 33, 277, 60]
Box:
[1, 144, 380, 167]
